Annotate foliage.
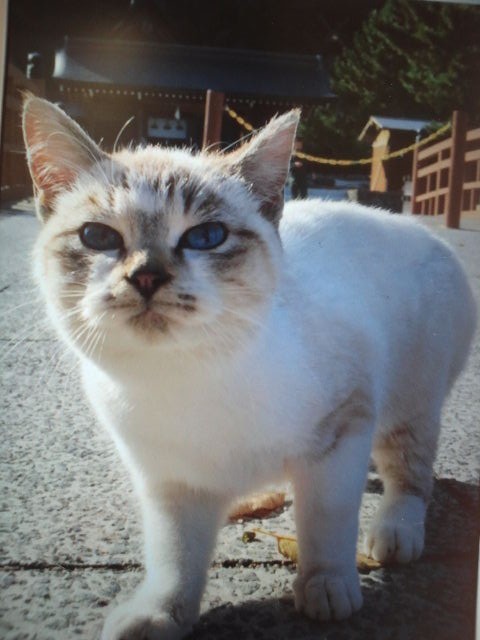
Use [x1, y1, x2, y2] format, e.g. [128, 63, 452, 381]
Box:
[301, 0, 480, 162]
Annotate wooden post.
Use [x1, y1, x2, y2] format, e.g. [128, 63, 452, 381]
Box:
[446, 110, 468, 229]
[202, 90, 224, 150]
[410, 138, 421, 214]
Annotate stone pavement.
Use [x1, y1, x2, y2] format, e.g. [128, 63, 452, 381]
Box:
[1, 200, 478, 640]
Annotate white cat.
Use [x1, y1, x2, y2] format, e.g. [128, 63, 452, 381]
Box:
[23, 96, 476, 640]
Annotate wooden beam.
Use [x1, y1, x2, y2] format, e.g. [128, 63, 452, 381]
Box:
[410, 138, 422, 214]
[202, 90, 224, 151]
[446, 110, 467, 229]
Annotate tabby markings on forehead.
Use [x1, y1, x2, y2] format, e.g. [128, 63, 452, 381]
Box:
[168, 179, 224, 219]
[107, 186, 116, 210]
[88, 194, 101, 209]
[130, 209, 171, 241]
[165, 174, 176, 201]
[194, 192, 223, 217]
[182, 181, 202, 214]
[119, 172, 129, 190]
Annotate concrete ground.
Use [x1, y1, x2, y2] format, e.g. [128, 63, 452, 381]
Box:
[1, 200, 479, 640]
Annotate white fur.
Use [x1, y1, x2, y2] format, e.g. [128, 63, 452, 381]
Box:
[25, 99, 476, 639]
[84, 201, 475, 636]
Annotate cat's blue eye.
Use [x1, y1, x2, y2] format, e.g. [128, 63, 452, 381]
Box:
[179, 222, 228, 251]
[79, 223, 124, 252]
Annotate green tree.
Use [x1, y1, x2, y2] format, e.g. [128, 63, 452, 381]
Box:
[302, 0, 480, 162]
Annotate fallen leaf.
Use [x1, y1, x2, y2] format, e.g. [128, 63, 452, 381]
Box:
[252, 528, 297, 561]
[242, 531, 257, 544]
[356, 552, 382, 571]
[229, 492, 286, 520]
[277, 537, 299, 562]
[252, 528, 383, 570]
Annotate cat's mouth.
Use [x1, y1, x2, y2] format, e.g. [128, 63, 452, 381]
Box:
[109, 295, 201, 338]
[129, 307, 169, 332]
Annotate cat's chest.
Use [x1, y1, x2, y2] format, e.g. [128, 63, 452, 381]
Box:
[82, 346, 326, 490]
[98, 361, 314, 443]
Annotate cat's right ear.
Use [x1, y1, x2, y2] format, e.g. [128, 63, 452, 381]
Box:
[223, 110, 300, 226]
[22, 95, 107, 221]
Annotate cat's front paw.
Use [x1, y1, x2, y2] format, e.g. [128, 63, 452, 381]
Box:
[101, 594, 189, 640]
[293, 569, 362, 621]
[364, 519, 424, 564]
[365, 495, 426, 563]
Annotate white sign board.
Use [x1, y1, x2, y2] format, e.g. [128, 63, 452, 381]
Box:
[147, 117, 187, 140]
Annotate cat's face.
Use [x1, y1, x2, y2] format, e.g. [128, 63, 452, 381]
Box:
[23, 97, 298, 357]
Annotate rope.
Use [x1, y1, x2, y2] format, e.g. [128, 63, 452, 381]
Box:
[224, 106, 451, 167]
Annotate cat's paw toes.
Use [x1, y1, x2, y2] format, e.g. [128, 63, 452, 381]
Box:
[101, 601, 186, 640]
[293, 570, 362, 621]
[365, 495, 426, 563]
[365, 519, 424, 563]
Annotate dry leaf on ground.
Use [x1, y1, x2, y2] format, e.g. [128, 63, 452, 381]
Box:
[249, 528, 382, 570]
[228, 492, 286, 520]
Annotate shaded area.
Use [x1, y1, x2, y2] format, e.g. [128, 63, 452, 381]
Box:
[191, 478, 478, 640]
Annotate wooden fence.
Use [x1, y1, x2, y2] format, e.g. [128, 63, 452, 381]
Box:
[411, 111, 480, 228]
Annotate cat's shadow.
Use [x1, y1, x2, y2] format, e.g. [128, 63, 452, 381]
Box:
[188, 477, 478, 640]
[189, 597, 316, 640]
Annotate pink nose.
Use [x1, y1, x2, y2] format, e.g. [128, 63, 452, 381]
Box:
[136, 272, 156, 291]
[126, 266, 172, 299]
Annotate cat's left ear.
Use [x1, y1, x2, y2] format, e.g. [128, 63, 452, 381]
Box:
[227, 109, 300, 225]
[22, 95, 108, 221]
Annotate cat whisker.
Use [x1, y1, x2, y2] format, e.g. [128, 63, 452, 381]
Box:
[0, 316, 51, 361]
[196, 320, 238, 358]
[85, 320, 107, 361]
[68, 319, 94, 349]
[82, 327, 98, 360]
[58, 310, 85, 325]
[221, 305, 267, 331]
[71, 311, 107, 361]
[60, 286, 87, 295]
[108, 115, 137, 185]
[38, 340, 74, 390]
[0, 297, 44, 317]
[113, 116, 135, 157]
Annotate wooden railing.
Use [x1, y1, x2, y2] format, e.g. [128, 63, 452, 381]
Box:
[463, 127, 480, 214]
[411, 111, 480, 228]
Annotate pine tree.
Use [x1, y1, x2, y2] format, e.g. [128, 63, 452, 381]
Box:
[302, 0, 480, 162]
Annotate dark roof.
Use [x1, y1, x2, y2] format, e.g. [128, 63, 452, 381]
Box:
[53, 37, 333, 102]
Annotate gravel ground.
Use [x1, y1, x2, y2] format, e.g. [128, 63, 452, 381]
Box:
[1, 201, 478, 640]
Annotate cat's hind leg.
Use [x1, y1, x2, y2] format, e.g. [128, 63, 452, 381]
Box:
[365, 412, 440, 564]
